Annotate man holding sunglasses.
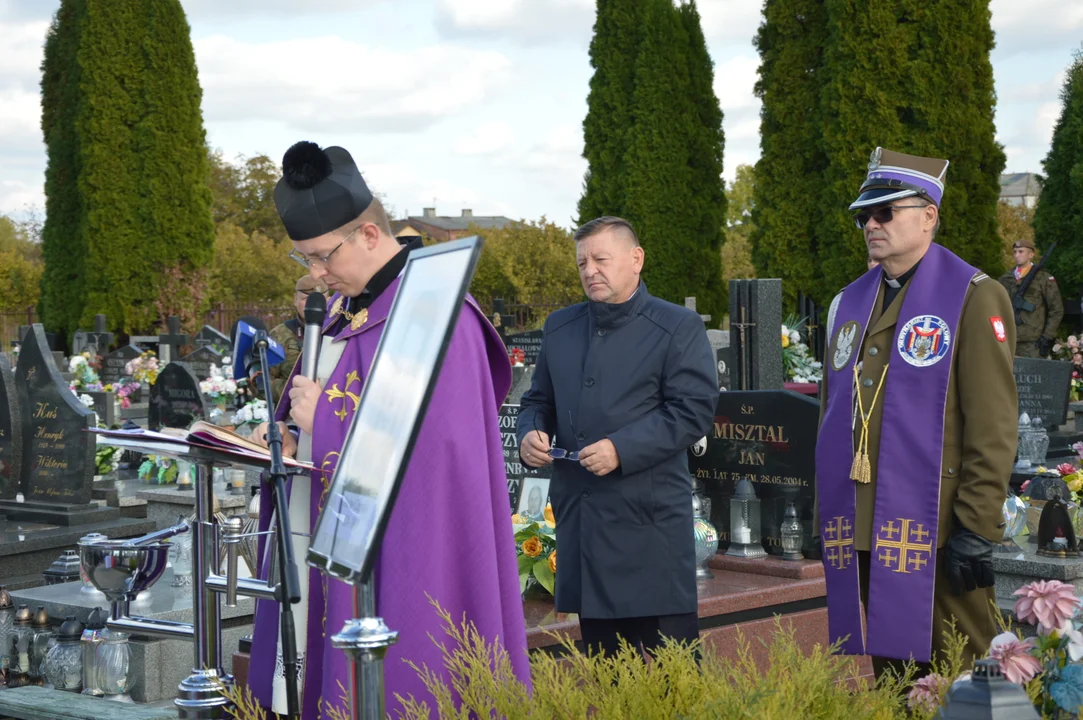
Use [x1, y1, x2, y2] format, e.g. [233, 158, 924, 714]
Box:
[816, 148, 1017, 679]
[267, 275, 328, 402]
[516, 216, 718, 660]
[246, 141, 529, 718]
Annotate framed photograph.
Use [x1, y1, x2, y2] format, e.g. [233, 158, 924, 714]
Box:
[517, 476, 550, 522]
[307, 236, 484, 585]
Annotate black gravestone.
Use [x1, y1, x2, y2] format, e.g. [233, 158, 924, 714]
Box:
[99, 344, 146, 386]
[504, 330, 544, 366]
[0, 353, 22, 499]
[194, 325, 231, 352]
[149, 362, 207, 430]
[729, 279, 784, 391]
[500, 404, 550, 512]
[688, 389, 820, 558]
[0, 325, 113, 525]
[71, 330, 90, 356]
[180, 345, 226, 383]
[1014, 357, 1074, 429]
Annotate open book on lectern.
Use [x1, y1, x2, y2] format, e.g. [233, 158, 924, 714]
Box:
[306, 235, 485, 586]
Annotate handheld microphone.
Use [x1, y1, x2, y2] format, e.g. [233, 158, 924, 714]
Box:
[232, 317, 286, 381]
[300, 292, 326, 381]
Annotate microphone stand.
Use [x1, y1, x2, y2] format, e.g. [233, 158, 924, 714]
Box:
[253, 329, 303, 719]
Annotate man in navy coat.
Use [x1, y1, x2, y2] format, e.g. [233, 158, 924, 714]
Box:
[517, 215, 718, 658]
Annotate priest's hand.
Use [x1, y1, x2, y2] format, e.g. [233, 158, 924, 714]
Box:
[944, 526, 995, 595]
[579, 439, 620, 477]
[251, 422, 297, 459]
[520, 429, 553, 468]
[288, 376, 323, 436]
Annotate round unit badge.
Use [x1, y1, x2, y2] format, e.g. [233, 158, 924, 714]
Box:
[897, 315, 951, 367]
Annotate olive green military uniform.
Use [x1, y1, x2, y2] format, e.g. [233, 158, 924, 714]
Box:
[821, 272, 1018, 674]
[268, 318, 302, 403]
[998, 265, 1063, 358]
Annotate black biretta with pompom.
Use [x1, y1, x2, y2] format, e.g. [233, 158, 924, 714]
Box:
[273, 141, 373, 241]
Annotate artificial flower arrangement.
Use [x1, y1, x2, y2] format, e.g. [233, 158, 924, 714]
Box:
[95, 445, 121, 476]
[68, 352, 104, 393]
[987, 579, 1083, 717]
[106, 379, 142, 409]
[200, 363, 238, 403]
[125, 350, 160, 386]
[781, 314, 823, 383]
[138, 455, 180, 485]
[511, 504, 556, 596]
[1051, 336, 1083, 401]
[509, 347, 526, 367]
[231, 398, 268, 429]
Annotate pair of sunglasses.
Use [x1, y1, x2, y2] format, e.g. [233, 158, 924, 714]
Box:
[852, 204, 925, 229]
[536, 411, 581, 461]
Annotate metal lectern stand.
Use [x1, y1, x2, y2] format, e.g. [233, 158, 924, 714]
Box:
[331, 579, 397, 720]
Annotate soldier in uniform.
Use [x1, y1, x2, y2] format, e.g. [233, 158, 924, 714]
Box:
[998, 237, 1063, 358]
[268, 275, 327, 402]
[817, 148, 1018, 678]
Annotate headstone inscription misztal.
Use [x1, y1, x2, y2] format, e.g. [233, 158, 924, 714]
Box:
[504, 330, 544, 367]
[149, 362, 207, 430]
[500, 404, 550, 512]
[1, 325, 107, 525]
[99, 344, 146, 387]
[688, 389, 820, 558]
[0, 352, 22, 499]
[1014, 357, 1074, 429]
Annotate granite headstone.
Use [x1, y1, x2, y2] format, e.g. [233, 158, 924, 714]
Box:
[706, 329, 730, 391]
[193, 325, 231, 353]
[0, 325, 104, 524]
[1014, 357, 1074, 429]
[0, 352, 21, 499]
[99, 344, 146, 387]
[500, 404, 550, 512]
[729, 279, 784, 391]
[504, 330, 544, 366]
[688, 389, 819, 558]
[179, 345, 226, 384]
[149, 362, 207, 430]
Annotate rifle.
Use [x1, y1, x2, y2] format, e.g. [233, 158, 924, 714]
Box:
[1012, 242, 1058, 326]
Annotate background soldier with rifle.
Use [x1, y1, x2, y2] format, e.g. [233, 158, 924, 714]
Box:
[999, 238, 1063, 358]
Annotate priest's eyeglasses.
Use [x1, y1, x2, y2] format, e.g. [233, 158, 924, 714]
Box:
[852, 204, 925, 230]
[288, 225, 362, 269]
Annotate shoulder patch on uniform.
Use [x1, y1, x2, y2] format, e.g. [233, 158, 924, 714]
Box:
[971, 273, 989, 285]
[1049, 275, 1056, 282]
[990, 316, 1006, 343]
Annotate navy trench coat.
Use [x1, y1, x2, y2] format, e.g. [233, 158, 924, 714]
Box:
[516, 284, 718, 619]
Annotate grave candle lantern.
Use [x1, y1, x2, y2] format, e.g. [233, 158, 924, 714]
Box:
[692, 478, 718, 579]
[43, 615, 85, 692]
[0, 587, 13, 683]
[937, 658, 1039, 719]
[9, 605, 33, 688]
[80, 606, 108, 697]
[28, 606, 55, 683]
[725, 478, 766, 558]
[780, 502, 804, 560]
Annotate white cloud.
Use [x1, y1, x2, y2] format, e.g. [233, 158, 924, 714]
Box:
[454, 121, 513, 156]
[699, 0, 762, 45]
[0, 21, 47, 88]
[193, 34, 513, 133]
[0, 89, 40, 144]
[991, 0, 1083, 55]
[435, 0, 594, 44]
[180, 0, 366, 19]
[713, 53, 759, 112]
[0, 179, 44, 215]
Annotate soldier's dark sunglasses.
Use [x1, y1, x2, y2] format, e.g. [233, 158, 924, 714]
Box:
[852, 204, 925, 230]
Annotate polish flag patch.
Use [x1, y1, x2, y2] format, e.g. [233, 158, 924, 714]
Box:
[990, 316, 1006, 342]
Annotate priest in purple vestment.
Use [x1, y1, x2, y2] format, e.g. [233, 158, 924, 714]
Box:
[248, 140, 530, 718]
[815, 148, 1017, 678]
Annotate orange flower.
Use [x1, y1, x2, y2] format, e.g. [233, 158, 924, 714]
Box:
[548, 550, 557, 574]
[544, 504, 555, 523]
[511, 513, 525, 524]
[522, 537, 543, 558]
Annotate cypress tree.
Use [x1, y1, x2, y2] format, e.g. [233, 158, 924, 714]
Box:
[622, 0, 699, 308]
[751, 0, 829, 306]
[1033, 48, 1083, 297]
[39, 0, 87, 338]
[815, 0, 1004, 300]
[678, 0, 726, 320]
[577, 0, 646, 223]
[40, 0, 213, 339]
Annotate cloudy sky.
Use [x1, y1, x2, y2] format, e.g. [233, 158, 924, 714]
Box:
[0, 0, 1079, 228]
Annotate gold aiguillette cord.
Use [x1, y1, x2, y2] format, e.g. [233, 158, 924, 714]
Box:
[851, 362, 889, 483]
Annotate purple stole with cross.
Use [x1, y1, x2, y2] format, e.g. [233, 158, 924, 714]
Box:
[816, 243, 978, 662]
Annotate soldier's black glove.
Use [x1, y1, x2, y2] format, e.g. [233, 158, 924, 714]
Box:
[1038, 336, 1053, 358]
[945, 526, 995, 596]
